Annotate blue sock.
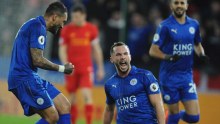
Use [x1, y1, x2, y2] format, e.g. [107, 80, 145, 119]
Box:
[57, 114, 71, 124]
[36, 118, 49, 124]
[180, 110, 200, 123]
[167, 113, 180, 124]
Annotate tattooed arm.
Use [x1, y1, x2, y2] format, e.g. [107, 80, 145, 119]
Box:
[30, 48, 59, 71]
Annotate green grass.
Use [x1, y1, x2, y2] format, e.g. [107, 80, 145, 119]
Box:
[0, 114, 102, 124]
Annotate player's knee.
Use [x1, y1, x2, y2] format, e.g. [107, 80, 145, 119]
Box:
[59, 99, 71, 114]
[182, 114, 200, 123]
[63, 100, 71, 113]
[47, 112, 59, 123]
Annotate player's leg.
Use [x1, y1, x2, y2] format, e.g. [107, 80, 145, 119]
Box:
[180, 82, 200, 123]
[81, 88, 93, 124]
[36, 106, 59, 124]
[53, 93, 71, 124]
[161, 85, 181, 124]
[65, 73, 79, 124]
[10, 80, 59, 124]
[166, 103, 180, 124]
[44, 79, 71, 124]
[80, 71, 94, 124]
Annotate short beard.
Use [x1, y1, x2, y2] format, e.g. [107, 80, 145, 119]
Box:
[48, 25, 61, 35]
[174, 11, 184, 18]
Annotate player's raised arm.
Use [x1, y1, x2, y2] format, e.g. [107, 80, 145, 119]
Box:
[103, 104, 115, 124]
[30, 48, 73, 74]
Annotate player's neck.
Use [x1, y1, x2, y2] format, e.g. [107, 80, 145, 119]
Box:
[173, 14, 186, 24]
[73, 21, 86, 27]
[117, 66, 131, 78]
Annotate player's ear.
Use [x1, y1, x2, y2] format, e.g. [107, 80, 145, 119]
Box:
[110, 56, 113, 63]
[52, 14, 57, 22]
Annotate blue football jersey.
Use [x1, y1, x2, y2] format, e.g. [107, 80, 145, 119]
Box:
[105, 66, 160, 124]
[152, 15, 202, 86]
[8, 16, 47, 90]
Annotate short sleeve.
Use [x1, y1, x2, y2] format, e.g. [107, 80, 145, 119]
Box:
[142, 72, 160, 95]
[104, 84, 115, 105]
[194, 21, 202, 44]
[152, 24, 168, 47]
[59, 27, 69, 45]
[30, 23, 46, 50]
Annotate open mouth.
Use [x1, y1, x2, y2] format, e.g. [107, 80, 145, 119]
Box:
[119, 61, 128, 70]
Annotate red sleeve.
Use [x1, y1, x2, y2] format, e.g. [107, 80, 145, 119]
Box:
[59, 26, 69, 46]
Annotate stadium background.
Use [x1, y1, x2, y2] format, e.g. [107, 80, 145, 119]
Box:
[0, 0, 220, 123]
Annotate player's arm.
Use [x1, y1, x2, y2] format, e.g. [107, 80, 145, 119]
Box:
[92, 40, 105, 81]
[194, 42, 205, 56]
[30, 48, 73, 74]
[59, 43, 68, 64]
[149, 93, 165, 124]
[149, 44, 166, 60]
[194, 42, 209, 63]
[103, 104, 115, 124]
[149, 44, 180, 62]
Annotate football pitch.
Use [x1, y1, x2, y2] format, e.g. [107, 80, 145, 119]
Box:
[0, 114, 102, 124]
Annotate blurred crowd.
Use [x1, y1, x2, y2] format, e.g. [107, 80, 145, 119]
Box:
[0, 0, 220, 80]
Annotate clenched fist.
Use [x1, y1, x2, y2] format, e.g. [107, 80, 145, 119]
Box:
[64, 63, 74, 74]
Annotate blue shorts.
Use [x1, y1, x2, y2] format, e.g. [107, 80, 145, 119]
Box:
[161, 82, 198, 104]
[10, 78, 60, 116]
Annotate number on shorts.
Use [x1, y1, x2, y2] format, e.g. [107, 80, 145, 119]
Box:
[188, 83, 197, 94]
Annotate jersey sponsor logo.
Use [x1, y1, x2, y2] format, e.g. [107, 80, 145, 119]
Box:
[173, 43, 193, 56]
[164, 94, 170, 101]
[150, 83, 159, 92]
[171, 28, 177, 34]
[130, 78, 137, 86]
[153, 33, 159, 42]
[37, 98, 44, 105]
[38, 35, 45, 45]
[189, 27, 195, 34]
[116, 95, 138, 111]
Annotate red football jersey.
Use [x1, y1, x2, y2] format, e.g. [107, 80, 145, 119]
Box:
[60, 22, 99, 71]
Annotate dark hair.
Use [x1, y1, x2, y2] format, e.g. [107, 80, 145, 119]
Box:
[71, 3, 87, 14]
[45, 2, 67, 16]
[169, 0, 188, 3]
[110, 42, 127, 55]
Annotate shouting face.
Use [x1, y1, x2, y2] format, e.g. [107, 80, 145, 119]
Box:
[110, 45, 131, 76]
[170, 0, 188, 18]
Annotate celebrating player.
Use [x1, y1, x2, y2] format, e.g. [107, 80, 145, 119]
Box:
[149, 0, 208, 123]
[59, 3, 105, 124]
[103, 42, 165, 124]
[8, 2, 73, 124]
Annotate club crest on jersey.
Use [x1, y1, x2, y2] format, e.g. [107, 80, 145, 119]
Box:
[130, 78, 137, 86]
[153, 33, 159, 42]
[189, 27, 195, 34]
[38, 35, 45, 45]
[164, 94, 170, 101]
[37, 98, 44, 105]
[150, 83, 159, 92]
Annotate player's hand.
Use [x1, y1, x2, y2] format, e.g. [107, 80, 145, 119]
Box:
[64, 63, 74, 74]
[96, 68, 105, 81]
[199, 54, 209, 64]
[164, 54, 181, 62]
